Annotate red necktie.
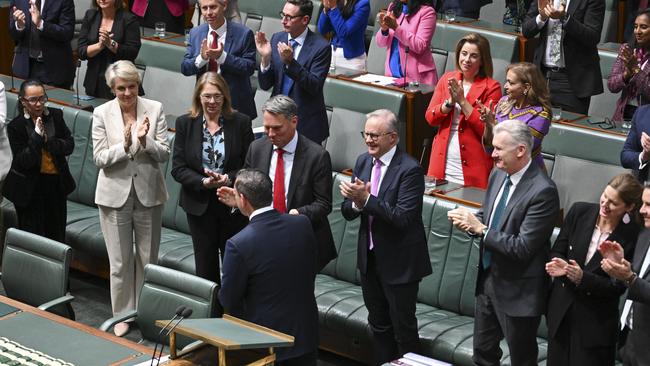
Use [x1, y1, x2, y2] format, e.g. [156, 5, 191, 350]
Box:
[209, 31, 219, 72]
[273, 149, 286, 213]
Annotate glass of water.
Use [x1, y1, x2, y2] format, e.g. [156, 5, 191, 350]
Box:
[154, 22, 166, 37]
[551, 105, 562, 122]
[445, 9, 456, 22]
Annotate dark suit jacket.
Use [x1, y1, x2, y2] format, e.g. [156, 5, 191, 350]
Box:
[171, 112, 253, 216]
[522, 0, 604, 98]
[621, 105, 650, 182]
[218, 210, 319, 361]
[476, 162, 559, 317]
[547, 202, 639, 348]
[181, 22, 257, 119]
[625, 228, 650, 360]
[341, 148, 432, 285]
[3, 108, 75, 206]
[77, 8, 141, 98]
[8, 0, 75, 87]
[257, 30, 331, 144]
[244, 134, 336, 270]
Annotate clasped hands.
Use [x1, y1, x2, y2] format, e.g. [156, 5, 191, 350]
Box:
[599, 240, 634, 282]
[123, 117, 149, 153]
[339, 177, 370, 209]
[255, 31, 296, 66]
[538, 0, 566, 22]
[546, 257, 583, 285]
[442, 78, 470, 113]
[216, 185, 300, 215]
[12, 0, 41, 29]
[447, 207, 485, 236]
[377, 11, 398, 31]
[620, 44, 641, 81]
[200, 37, 224, 61]
[202, 168, 229, 189]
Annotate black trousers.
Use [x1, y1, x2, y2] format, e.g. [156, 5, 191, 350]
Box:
[473, 271, 541, 366]
[186, 195, 247, 285]
[29, 58, 70, 89]
[360, 252, 421, 366]
[620, 326, 644, 366]
[544, 67, 591, 115]
[15, 174, 67, 243]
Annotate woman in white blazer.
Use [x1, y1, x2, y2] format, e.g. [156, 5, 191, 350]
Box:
[92, 60, 170, 337]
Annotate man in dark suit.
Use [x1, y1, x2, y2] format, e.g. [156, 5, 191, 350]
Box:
[601, 184, 650, 366]
[340, 109, 432, 365]
[218, 95, 337, 270]
[255, 0, 331, 144]
[181, 0, 257, 119]
[219, 169, 319, 366]
[522, 0, 605, 114]
[9, 0, 75, 88]
[621, 105, 650, 183]
[448, 119, 560, 366]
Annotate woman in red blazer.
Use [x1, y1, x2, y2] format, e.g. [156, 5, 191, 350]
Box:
[425, 33, 501, 188]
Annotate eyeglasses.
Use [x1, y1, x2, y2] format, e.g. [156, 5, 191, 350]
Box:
[279, 12, 304, 21]
[22, 95, 48, 105]
[360, 131, 394, 141]
[200, 94, 224, 103]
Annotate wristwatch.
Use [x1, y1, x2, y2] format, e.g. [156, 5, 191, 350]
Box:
[444, 100, 453, 110]
[625, 272, 638, 287]
[110, 40, 117, 49]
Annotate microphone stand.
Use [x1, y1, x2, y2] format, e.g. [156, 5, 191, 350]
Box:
[149, 306, 186, 366]
[156, 308, 193, 366]
[73, 60, 93, 111]
[419, 138, 431, 168]
[10, 46, 18, 93]
[403, 46, 409, 90]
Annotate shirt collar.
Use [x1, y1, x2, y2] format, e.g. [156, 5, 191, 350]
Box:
[289, 27, 309, 46]
[275, 132, 298, 154]
[209, 20, 227, 37]
[509, 159, 532, 187]
[374, 145, 397, 167]
[249, 206, 274, 220]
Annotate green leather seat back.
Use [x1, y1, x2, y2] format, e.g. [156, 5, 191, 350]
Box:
[418, 196, 479, 316]
[67, 110, 99, 206]
[161, 133, 190, 234]
[1, 228, 72, 310]
[136, 264, 218, 349]
[326, 107, 368, 172]
[321, 173, 362, 285]
[6, 92, 18, 120]
[589, 49, 619, 118]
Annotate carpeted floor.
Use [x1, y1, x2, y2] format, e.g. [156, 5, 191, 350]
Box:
[1, 270, 367, 366]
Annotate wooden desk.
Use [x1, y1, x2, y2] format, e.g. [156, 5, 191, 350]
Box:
[0, 295, 154, 366]
[328, 72, 435, 159]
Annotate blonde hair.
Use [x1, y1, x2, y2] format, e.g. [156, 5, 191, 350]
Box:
[496, 62, 551, 116]
[189, 72, 234, 118]
[105, 60, 141, 89]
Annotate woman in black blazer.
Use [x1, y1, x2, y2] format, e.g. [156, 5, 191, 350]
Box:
[3, 80, 75, 242]
[171, 72, 254, 284]
[78, 0, 141, 98]
[545, 173, 643, 366]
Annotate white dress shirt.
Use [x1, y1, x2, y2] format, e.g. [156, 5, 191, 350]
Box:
[353, 145, 397, 210]
[488, 160, 532, 228]
[269, 132, 298, 207]
[195, 21, 228, 71]
[249, 205, 274, 220]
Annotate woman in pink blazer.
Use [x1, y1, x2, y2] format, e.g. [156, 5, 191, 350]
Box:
[376, 0, 438, 86]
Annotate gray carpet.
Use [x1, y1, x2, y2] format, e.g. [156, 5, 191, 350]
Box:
[1, 270, 366, 366]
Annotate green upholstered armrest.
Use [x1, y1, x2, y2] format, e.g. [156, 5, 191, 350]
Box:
[99, 310, 138, 332]
[38, 294, 74, 312]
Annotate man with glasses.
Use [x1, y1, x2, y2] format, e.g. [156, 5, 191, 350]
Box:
[340, 109, 431, 365]
[181, 0, 257, 119]
[255, 0, 331, 145]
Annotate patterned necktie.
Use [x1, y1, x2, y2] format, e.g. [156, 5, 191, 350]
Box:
[280, 39, 299, 95]
[29, 0, 43, 58]
[368, 159, 382, 250]
[547, 0, 563, 65]
[273, 148, 286, 213]
[209, 31, 219, 72]
[483, 176, 512, 269]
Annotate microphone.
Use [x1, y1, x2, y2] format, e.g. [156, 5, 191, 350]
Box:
[149, 306, 186, 366]
[73, 60, 94, 111]
[156, 308, 193, 366]
[10, 46, 18, 93]
[403, 46, 409, 90]
[419, 138, 431, 167]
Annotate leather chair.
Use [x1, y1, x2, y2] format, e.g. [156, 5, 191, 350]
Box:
[0, 228, 74, 319]
[99, 264, 219, 350]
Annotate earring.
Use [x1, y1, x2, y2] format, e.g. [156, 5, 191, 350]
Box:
[23, 111, 30, 119]
[623, 212, 631, 224]
[524, 89, 529, 97]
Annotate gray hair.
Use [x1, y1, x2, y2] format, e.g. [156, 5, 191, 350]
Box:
[262, 95, 298, 120]
[234, 169, 273, 210]
[493, 119, 533, 152]
[105, 60, 141, 89]
[366, 109, 399, 134]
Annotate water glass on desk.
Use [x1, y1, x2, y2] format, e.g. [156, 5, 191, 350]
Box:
[552, 105, 562, 122]
[444, 9, 456, 22]
[424, 176, 437, 194]
[154, 22, 166, 37]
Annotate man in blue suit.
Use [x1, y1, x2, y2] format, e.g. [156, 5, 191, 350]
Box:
[181, 0, 257, 119]
[9, 0, 75, 88]
[255, 0, 331, 144]
[219, 168, 319, 366]
[622, 105, 650, 183]
[340, 109, 432, 365]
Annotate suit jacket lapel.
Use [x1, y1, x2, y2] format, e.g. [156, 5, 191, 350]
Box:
[296, 30, 313, 66]
[222, 115, 234, 169]
[575, 206, 599, 268]
[108, 99, 125, 137]
[136, 97, 149, 132]
[224, 22, 234, 54]
[635, 229, 650, 276]
[464, 76, 488, 116]
[484, 170, 505, 226]
[189, 114, 204, 169]
[498, 164, 537, 231]
[259, 138, 273, 176]
[378, 149, 402, 197]
[357, 154, 372, 184]
[567, 0, 580, 16]
[286, 135, 305, 209]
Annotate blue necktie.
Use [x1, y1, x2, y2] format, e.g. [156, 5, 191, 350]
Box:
[483, 176, 512, 269]
[280, 39, 299, 96]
